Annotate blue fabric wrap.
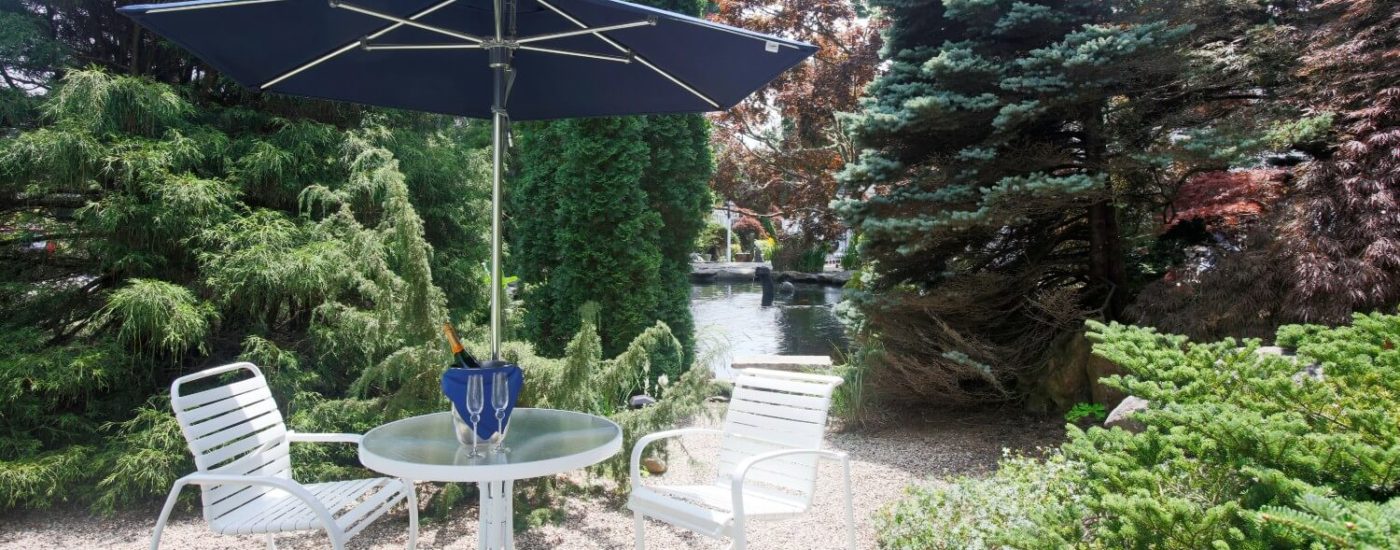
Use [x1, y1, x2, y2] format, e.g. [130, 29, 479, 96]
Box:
[441, 363, 524, 440]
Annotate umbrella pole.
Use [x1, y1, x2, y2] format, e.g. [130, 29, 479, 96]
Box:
[489, 0, 507, 361]
[490, 99, 504, 361]
[489, 83, 508, 361]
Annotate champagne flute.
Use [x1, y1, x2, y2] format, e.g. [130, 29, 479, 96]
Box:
[466, 375, 485, 458]
[492, 371, 510, 454]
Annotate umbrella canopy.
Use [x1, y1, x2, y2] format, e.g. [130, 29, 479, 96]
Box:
[121, 0, 816, 359]
[120, 0, 816, 120]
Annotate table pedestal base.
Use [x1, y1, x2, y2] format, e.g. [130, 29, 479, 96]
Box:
[478, 480, 514, 549]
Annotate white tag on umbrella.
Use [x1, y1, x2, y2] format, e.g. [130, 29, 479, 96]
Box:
[765, 41, 780, 53]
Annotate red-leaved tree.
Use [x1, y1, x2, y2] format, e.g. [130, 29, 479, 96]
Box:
[707, 0, 881, 242]
[1133, 0, 1400, 338]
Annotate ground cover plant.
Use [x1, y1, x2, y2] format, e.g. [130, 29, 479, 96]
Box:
[881, 312, 1400, 549]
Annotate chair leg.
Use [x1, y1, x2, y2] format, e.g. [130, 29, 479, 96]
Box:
[633, 512, 645, 550]
[265, 533, 277, 550]
[841, 457, 857, 550]
[731, 514, 746, 550]
[404, 479, 419, 550]
[150, 480, 187, 550]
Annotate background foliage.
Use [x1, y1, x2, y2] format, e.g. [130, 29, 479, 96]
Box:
[882, 312, 1400, 549]
[1132, 0, 1400, 341]
[0, 66, 482, 510]
[0, 0, 713, 514]
[833, 0, 1395, 408]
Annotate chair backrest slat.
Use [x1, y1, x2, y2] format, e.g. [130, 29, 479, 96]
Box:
[727, 397, 829, 423]
[175, 375, 268, 411]
[170, 362, 292, 522]
[186, 397, 281, 439]
[716, 368, 841, 506]
[180, 385, 275, 428]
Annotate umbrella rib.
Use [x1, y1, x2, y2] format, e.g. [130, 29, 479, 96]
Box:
[535, 0, 629, 54]
[362, 43, 483, 51]
[330, 1, 484, 43]
[535, 0, 802, 50]
[514, 19, 655, 44]
[632, 56, 719, 108]
[259, 0, 462, 89]
[533, 0, 719, 108]
[146, 0, 289, 14]
[516, 44, 631, 63]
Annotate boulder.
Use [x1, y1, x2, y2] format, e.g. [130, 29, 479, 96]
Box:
[1104, 395, 1150, 432]
[689, 261, 764, 283]
[690, 271, 717, 283]
[1028, 331, 1126, 413]
[642, 457, 667, 475]
[819, 271, 854, 285]
[776, 271, 820, 284]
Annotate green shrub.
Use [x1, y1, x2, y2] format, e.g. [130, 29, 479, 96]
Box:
[881, 452, 1084, 549]
[773, 240, 829, 272]
[97, 279, 217, 358]
[1063, 402, 1106, 424]
[695, 220, 726, 258]
[839, 233, 861, 270]
[880, 312, 1400, 549]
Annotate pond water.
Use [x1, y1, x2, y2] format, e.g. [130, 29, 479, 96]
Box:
[689, 282, 850, 379]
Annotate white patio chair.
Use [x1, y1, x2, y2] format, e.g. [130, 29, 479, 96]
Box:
[628, 368, 855, 550]
[151, 362, 418, 550]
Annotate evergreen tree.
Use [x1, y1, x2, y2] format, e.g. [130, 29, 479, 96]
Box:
[0, 69, 477, 508]
[512, 0, 711, 369]
[639, 112, 712, 368]
[834, 0, 1282, 404]
[513, 117, 663, 359]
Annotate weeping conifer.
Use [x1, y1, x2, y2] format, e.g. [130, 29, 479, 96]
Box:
[0, 70, 482, 509]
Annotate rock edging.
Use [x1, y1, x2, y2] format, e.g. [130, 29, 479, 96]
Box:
[688, 262, 852, 286]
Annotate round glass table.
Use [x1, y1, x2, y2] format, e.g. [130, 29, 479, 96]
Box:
[360, 409, 621, 550]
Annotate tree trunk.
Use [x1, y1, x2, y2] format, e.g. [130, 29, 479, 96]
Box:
[1083, 107, 1128, 320]
[129, 26, 142, 76]
[1087, 200, 1127, 319]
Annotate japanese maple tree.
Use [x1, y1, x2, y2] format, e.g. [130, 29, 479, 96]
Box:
[707, 0, 881, 242]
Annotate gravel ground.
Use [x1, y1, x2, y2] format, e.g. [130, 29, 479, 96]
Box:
[0, 407, 1061, 550]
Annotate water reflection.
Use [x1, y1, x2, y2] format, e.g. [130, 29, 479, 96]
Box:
[690, 282, 850, 379]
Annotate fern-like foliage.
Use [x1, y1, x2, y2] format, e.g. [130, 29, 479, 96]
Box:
[0, 69, 491, 513]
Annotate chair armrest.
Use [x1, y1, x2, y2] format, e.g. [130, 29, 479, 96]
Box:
[629, 428, 723, 487]
[287, 431, 363, 445]
[730, 449, 849, 521]
[172, 473, 345, 546]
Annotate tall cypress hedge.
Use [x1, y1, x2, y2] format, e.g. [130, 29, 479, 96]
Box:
[513, 117, 664, 358]
[513, 0, 712, 369]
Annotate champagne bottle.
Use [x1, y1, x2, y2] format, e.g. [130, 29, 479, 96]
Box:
[442, 323, 482, 369]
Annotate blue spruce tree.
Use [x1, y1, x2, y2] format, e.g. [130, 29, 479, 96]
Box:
[835, 0, 1204, 404]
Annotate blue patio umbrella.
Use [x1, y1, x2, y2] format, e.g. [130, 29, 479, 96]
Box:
[120, 0, 816, 359]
